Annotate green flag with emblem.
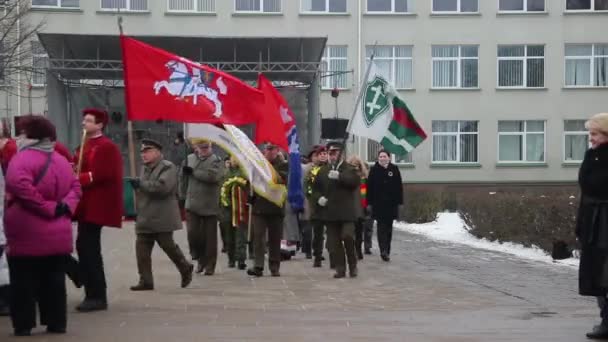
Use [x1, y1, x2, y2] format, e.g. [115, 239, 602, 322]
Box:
[348, 61, 427, 155]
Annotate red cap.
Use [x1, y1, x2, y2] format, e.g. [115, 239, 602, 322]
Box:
[82, 108, 109, 127]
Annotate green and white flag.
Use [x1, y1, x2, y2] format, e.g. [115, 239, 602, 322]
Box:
[348, 61, 427, 155]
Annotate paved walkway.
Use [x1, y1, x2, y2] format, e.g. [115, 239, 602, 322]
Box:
[0, 223, 597, 341]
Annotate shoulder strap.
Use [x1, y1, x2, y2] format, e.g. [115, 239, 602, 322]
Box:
[33, 152, 53, 186]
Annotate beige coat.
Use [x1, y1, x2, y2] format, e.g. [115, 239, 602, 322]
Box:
[135, 159, 182, 234]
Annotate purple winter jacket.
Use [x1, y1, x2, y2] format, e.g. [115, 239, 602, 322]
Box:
[4, 149, 82, 257]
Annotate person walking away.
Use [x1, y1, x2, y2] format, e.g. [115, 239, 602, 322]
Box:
[312, 141, 360, 278]
[5, 115, 81, 336]
[181, 139, 224, 275]
[73, 108, 123, 312]
[127, 139, 194, 291]
[368, 150, 403, 262]
[576, 113, 608, 340]
[247, 143, 288, 277]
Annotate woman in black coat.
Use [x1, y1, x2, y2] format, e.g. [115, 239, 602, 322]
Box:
[367, 150, 403, 262]
[576, 113, 608, 340]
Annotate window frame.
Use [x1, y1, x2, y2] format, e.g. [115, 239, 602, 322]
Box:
[565, 0, 608, 12]
[564, 43, 608, 88]
[234, 0, 281, 13]
[100, 0, 148, 11]
[496, 44, 545, 89]
[300, 0, 347, 13]
[431, 120, 479, 164]
[431, 45, 479, 89]
[497, 0, 546, 13]
[31, 41, 49, 88]
[166, 0, 216, 13]
[31, 0, 80, 8]
[364, 137, 413, 165]
[365, 0, 412, 14]
[320, 45, 348, 90]
[497, 120, 546, 163]
[366, 45, 414, 90]
[563, 119, 588, 163]
[432, 0, 479, 14]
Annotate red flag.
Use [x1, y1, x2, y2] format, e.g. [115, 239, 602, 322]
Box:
[120, 36, 264, 124]
[255, 74, 290, 151]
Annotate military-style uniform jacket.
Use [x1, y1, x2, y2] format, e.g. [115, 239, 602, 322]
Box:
[251, 157, 288, 217]
[181, 153, 224, 217]
[311, 160, 360, 222]
[135, 159, 182, 234]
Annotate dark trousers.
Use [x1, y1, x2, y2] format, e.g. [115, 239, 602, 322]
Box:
[186, 212, 218, 273]
[252, 215, 282, 272]
[355, 217, 373, 254]
[311, 220, 325, 259]
[377, 219, 394, 256]
[76, 222, 106, 301]
[326, 222, 357, 274]
[598, 296, 608, 323]
[135, 232, 190, 286]
[8, 255, 68, 332]
[226, 223, 248, 264]
[299, 219, 312, 255]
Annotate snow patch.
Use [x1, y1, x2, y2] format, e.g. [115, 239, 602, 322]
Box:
[394, 212, 579, 268]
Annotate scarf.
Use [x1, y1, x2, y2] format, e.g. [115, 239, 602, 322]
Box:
[17, 138, 55, 153]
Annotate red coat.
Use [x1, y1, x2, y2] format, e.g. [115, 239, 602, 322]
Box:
[0, 139, 17, 174]
[74, 135, 123, 228]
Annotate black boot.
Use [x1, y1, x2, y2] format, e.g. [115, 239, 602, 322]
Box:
[228, 260, 236, 268]
[364, 248, 372, 255]
[76, 298, 108, 312]
[238, 262, 247, 270]
[587, 323, 608, 339]
[313, 258, 322, 268]
[130, 283, 154, 291]
[181, 263, 194, 288]
[247, 267, 263, 277]
[195, 261, 204, 274]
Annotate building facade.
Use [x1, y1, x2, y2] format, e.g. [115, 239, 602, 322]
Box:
[1, 0, 606, 184]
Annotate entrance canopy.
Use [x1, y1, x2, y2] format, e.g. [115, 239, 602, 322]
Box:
[38, 33, 327, 83]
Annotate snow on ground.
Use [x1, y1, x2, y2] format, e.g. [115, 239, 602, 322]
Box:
[394, 212, 579, 268]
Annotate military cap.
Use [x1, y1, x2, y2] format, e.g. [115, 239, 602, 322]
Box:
[140, 139, 162, 152]
[326, 140, 344, 151]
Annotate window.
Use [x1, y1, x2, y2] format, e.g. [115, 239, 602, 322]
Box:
[432, 0, 478, 12]
[31, 41, 48, 87]
[432, 121, 478, 163]
[432, 45, 478, 88]
[367, 140, 413, 164]
[497, 45, 544, 88]
[168, 0, 215, 12]
[498, 0, 545, 12]
[235, 0, 281, 12]
[32, 0, 79, 7]
[366, 0, 411, 13]
[565, 44, 608, 87]
[498, 120, 545, 162]
[101, 0, 148, 11]
[301, 0, 346, 13]
[566, 0, 608, 11]
[564, 120, 588, 162]
[320, 46, 348, 89]
[366, 45, 413, 89]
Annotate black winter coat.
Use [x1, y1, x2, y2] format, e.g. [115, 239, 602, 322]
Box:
[367, 162, 403, 222]
[576, 143, 608, 296]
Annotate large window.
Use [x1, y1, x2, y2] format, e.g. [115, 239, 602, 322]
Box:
[432, 121, 478, 163]
[432, 45, 478, 88]
[301, 0, 346, 13]
[566, 0, 608, 11]
[31, 41, 48, 87]
[498, 0, 545, 12]
[366, 45, 413, 89]
[498, 120, 545, 162]
[167, 0, 215, 12]
[32, 0, 79, 7]
[497, 45, 544, 88]
[564, 120, 588, 162]
[321, 46, 348, 89]
[565, 44, 608, 87]
[432, 0, 478, 12]
[101, 0, 148, 11]
[235, 0, 281, 12]
[366, 0, 411, 13]
[367, 140, 413, 164]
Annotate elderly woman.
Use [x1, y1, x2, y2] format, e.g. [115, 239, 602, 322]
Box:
[4, 115, 81, 336]
[577, 113, 608, 340]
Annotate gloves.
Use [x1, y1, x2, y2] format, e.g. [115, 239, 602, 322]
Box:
[128, 178, 141, 190]
[317, 196, 328, 207]
[328, 170, 340, 180]
[54, 202, 71, 218]
[182, 166, 194, 175]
